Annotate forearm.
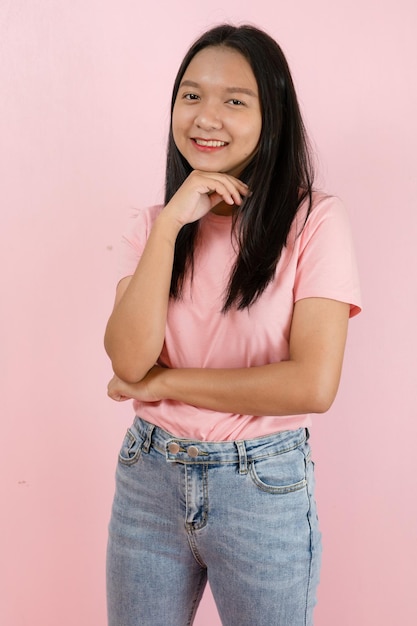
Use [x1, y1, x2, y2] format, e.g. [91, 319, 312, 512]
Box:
[156, 360, 342, 416]
[104, 214, 180, 382]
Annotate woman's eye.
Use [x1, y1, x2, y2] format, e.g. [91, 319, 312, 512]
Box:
[228, 99, 245, 106]
[184, 93, 200, 100]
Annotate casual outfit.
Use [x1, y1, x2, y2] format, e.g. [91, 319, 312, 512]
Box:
[107, 192, 361, 625]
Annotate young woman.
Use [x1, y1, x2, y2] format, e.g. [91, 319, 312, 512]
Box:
[104, 24, 361, 626]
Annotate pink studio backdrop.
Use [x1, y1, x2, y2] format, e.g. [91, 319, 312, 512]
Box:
[1, 1, 416, 624]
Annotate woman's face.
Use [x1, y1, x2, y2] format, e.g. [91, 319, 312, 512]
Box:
[172, 46, 262, 177]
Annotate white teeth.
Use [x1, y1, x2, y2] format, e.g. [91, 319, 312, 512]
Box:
[194, 139, 226, 147]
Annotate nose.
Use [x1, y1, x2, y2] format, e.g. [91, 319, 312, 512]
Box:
[195, 103, 222, 131]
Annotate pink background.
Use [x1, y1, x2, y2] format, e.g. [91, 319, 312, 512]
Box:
[1, 1, 416, 624]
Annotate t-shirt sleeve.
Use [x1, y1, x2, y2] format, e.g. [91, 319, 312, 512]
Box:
[116, 205, 162, 284]
[293, 195, 362, 317]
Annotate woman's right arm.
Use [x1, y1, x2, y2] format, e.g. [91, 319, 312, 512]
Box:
[104, 213, 181, 383]
[104, 170, 249, 383]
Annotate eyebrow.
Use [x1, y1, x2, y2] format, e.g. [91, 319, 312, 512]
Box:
[179, 80, 258, 98]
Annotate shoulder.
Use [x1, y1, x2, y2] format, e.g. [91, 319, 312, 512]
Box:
[299, 190, 347, 223]
[125, 204, 164, 230]
[117, 205, 164, 282]
[121, 205, 164, 244]
[286, 191, 345, 249]
[291, 191, 351, 244]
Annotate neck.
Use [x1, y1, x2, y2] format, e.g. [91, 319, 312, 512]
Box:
[210, 201, 234, 216]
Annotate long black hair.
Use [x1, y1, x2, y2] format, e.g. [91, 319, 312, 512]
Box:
[165, 24, 314, 311]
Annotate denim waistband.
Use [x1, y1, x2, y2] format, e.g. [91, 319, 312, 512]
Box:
[133, 416, 308, 470]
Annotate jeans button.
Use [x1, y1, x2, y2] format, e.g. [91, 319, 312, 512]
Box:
[187, 445, 199, 458]
[168, 442, 180, 454]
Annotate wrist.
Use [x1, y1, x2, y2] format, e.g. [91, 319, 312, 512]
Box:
[155, 366, 177, 401]
[153, 212, 183, 246]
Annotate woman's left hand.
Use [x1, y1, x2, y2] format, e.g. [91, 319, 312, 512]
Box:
[107, 365, 165, 403]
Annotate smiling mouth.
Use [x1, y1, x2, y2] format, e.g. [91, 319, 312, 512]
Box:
[193, 138, 228, 148]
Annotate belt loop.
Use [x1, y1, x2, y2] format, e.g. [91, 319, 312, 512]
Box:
[142, 424, 155, 453]
[236, 440, 248, 475]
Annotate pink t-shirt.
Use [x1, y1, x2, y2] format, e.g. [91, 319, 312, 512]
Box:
[117, 192, 361, 441]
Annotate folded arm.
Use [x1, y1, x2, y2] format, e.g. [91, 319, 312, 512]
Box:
[108, 297, 350, 416]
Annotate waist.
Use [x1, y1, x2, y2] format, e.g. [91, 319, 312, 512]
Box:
[134, 416, 309, 466]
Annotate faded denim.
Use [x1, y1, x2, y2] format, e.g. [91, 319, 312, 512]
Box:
[107, 416, 322, 626]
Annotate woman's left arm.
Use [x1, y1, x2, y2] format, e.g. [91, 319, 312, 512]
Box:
[108, 297, 350, 416]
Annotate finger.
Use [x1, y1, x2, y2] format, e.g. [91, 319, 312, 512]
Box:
[203, 174, 250, 206]
[108, 390, 130, 402]
[201, 179, 245, 206]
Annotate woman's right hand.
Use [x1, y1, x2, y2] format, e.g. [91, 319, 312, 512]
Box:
[163, 170, 250, 228]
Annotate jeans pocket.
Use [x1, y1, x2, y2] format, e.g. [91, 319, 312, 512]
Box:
[249, 448, 307, 494]
[118, 425, 144, 466]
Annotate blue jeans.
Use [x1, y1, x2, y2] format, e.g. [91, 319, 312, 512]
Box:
[107, 417, 322, 626]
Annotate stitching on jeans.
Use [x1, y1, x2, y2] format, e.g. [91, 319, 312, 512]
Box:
[236, 440, 248, 474]
[186, 566, 207, 625]
[185, 465, 209, 532]
[187, 530, 207, 568]
[248, 447, 310, 494]
[304, 456, 314, 625]
[118, 429, 144, 466]
[248, 465, 307, 494]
